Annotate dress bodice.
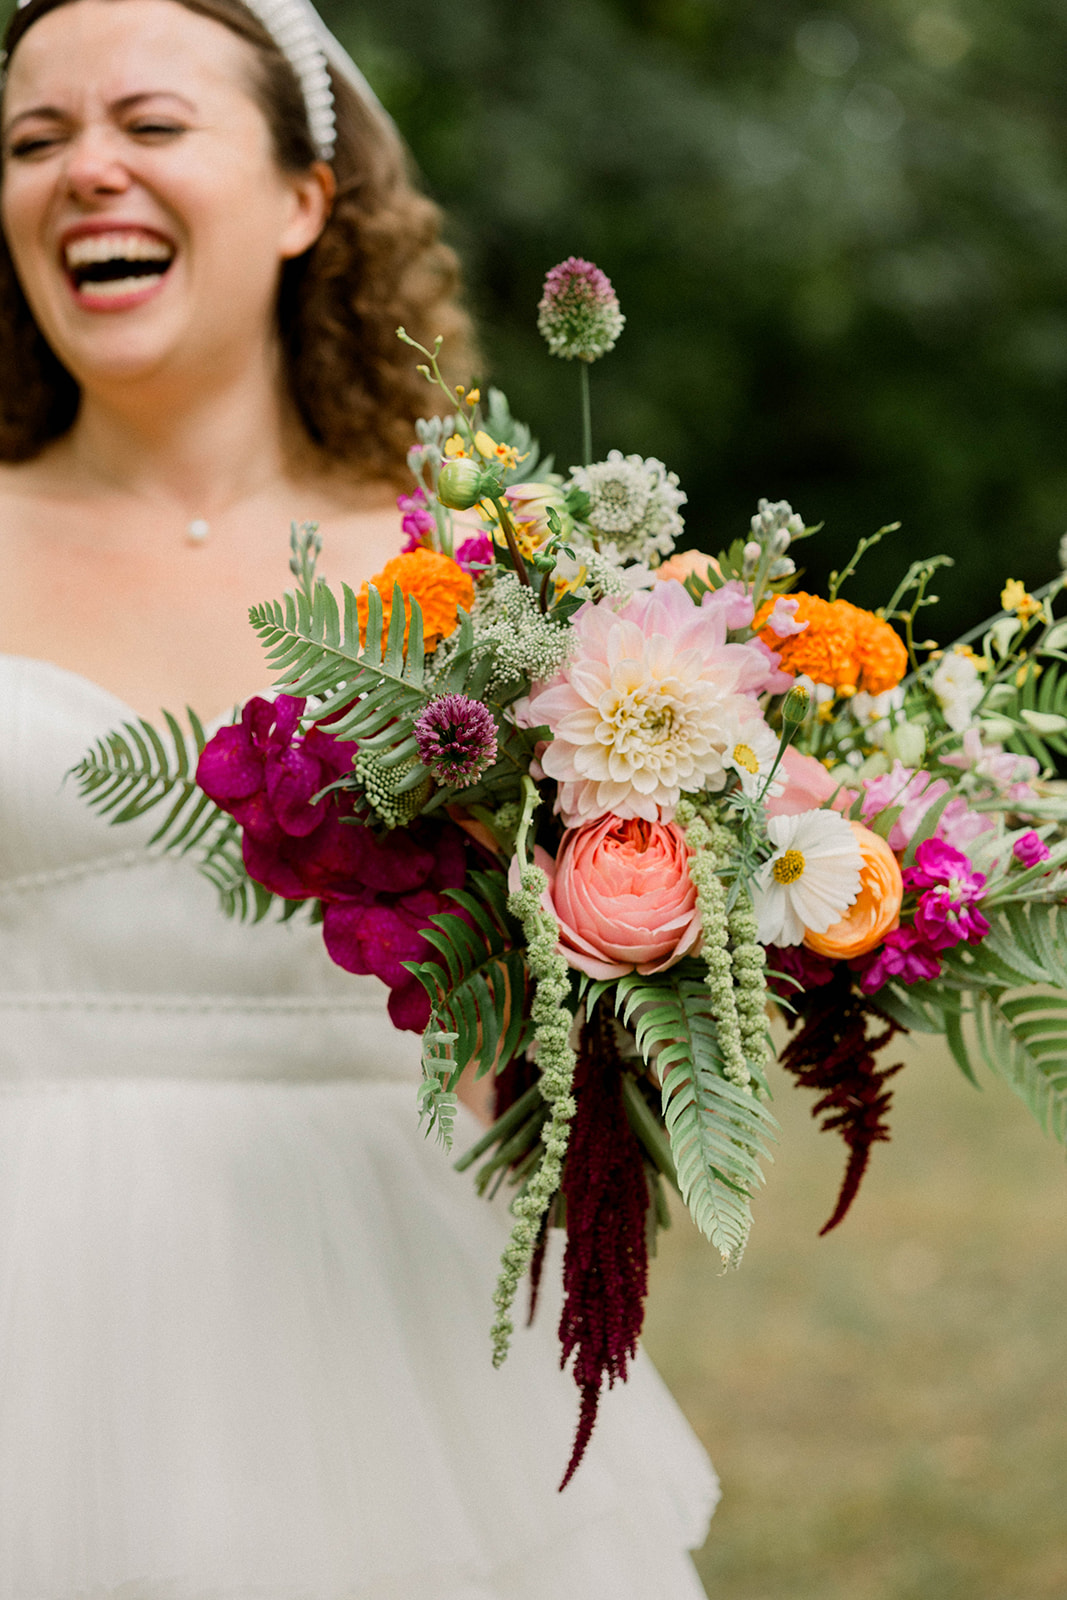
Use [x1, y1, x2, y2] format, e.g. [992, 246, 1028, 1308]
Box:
[0, 654, 420, 1084]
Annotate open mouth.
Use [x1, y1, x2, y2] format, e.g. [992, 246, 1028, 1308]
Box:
[63, 230, 175, 300]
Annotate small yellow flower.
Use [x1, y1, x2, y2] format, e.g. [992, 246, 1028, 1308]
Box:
[444, 433, 469, 459]
[1001, 578, 1043, 623]
[473, 430, 527, 470]
[466, 387, 481, 405]
[1015, 659, 1043, 689]
[955, 643, 983, 664]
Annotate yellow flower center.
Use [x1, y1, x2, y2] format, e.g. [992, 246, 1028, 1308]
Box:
[732, 741, 760, 775]
[772, 848, 806, 885]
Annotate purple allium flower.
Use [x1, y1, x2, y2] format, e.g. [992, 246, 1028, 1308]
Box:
[397, 488, 436, 552]
[454, 531, 495, 572]
[859, 926, 942, 993]
[537, 256, 625, 363]
[415, 693, 498, 787]
[1013, 830, 1052, 868]
[903, 838, 989, 951]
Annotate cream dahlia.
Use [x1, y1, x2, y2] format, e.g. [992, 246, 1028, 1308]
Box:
[522, 580, 776, 824]
[752, 809, 863, 947]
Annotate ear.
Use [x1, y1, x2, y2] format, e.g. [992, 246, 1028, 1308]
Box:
[279, 161, 337, 260]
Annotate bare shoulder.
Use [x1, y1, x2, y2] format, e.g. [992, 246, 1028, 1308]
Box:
[300, 469, 406, 586]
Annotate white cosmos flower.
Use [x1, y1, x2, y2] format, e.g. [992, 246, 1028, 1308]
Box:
[931, 650, 983, 733]
[721, 708, 783, 799]
[753, 809, 863, 947]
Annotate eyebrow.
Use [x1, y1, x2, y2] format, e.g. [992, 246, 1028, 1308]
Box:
[4, 90, 198, 136]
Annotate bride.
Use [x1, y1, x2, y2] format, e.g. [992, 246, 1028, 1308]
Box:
[0, 0, 718, 1593]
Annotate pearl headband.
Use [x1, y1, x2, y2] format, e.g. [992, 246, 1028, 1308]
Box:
[11, 0, 391, 164]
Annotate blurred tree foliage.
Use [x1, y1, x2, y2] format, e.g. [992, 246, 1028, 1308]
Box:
[324, 0, 1067, 634]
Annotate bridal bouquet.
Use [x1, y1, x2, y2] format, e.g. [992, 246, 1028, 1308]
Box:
[75, 259, 1067, 1486]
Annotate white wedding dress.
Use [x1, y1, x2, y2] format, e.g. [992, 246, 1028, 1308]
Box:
[0, 653, 717, 1600]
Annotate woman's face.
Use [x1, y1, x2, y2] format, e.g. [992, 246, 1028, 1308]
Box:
[0, 0, 330, 393]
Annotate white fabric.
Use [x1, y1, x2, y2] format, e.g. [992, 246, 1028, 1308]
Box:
[0, 652, 718, 1600]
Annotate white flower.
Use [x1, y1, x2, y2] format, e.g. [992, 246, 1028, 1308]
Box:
[849, 685, 906, 746]
[931, 650, 984, 733]
[720, 708, 783, 798]
[570, 451, 686, 562]
[753, 810, 863, 947]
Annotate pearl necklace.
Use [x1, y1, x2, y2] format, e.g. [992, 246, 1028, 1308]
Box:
[185, 518, 211, 546]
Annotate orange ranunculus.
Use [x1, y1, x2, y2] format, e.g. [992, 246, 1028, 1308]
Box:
[803, 822, 903, 960]
[753, 593, 907, 696]
[356, 548, 474, 652]
[655, 549, 721, 586]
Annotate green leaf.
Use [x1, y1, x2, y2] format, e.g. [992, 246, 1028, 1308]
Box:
[614, 972, 777, 1264]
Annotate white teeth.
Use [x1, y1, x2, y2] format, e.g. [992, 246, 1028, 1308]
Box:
[64, 231, 174, 270]
[75, 272, 167, 299]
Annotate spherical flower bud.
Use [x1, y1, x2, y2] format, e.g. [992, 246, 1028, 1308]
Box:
[1012, 830, 1051, 868]
[782, 684, 811, 727]
[414, 693, 498, 787]
[537, 256, 625, 363]
[438, 457, 490, 511]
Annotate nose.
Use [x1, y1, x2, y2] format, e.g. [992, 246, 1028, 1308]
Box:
[61, 127, 132, 202]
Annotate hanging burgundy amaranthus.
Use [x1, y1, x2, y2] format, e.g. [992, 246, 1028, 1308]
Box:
[557, 1005, 650, 1490]
[777, 967, 904, 1234]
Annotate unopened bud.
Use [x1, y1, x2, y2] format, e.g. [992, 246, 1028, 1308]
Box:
[781, 684, 811, 726]
[438, 457, 488, 511]
[742, 540, 761, 573]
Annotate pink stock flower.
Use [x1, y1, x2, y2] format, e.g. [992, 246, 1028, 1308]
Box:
[1013, 830, 1052, 868]
[859, 926, 942, 993]
[397, 488, 436, 552]
[525, 581, 780, 824]
[904, 839, 990, 951]
[512, 816, 702, 980]
[454, 531, 495, 572]
[859, 762, 950, 852]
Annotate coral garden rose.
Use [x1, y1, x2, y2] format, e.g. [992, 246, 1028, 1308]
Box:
[803, 822, 903, 960]
[515, 816, 702, 980]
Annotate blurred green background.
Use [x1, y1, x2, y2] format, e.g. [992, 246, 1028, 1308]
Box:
[324, 0, 1067, 636]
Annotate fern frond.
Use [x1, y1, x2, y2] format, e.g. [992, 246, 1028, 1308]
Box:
[70, 712, 275, 923]
[405, 869, 532, 1077]
[972, 987, 1067, 1145]
[417, 1016, 461, 1150]
[614, 971, 776, 1264]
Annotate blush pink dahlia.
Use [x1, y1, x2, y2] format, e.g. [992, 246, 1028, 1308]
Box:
[522, 581, 777, 824]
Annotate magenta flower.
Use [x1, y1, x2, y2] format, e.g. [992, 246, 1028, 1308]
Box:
[414, 693, 498, 787]
[454, 531, 495, 572]
[859, 926, 942, 993]
[903, 839, 990, 952]
[398, 488, 436, 552]
[1013, 830, 1052, 868]
[537, 257, 625, 362]
[197, 696, 471, 1031]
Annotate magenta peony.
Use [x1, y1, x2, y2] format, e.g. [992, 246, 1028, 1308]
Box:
[513, 815, 702, 979]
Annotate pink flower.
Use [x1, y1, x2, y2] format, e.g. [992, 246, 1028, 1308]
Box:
[859, 762, 950, 852]
[762, 595, 807, 637]
[904, 839, 990, 951]
[397, 488, 436, 552]
[512, 816, 702, 979]
[1013, 830, 1051, 868]
[859, 926, 942, 992]
[766, 941, 837, 997]
[454, 531, 495, 572]
[766, 746, 855, 818]
[525, 581, 776, 824]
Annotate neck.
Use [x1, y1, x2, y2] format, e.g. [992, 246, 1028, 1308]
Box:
[60, 342, 303, 519]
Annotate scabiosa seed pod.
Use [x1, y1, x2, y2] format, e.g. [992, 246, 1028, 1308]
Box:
[537, 257, 625, 363]
[415, 694, 499, 787]
[437, 457, 491, 511]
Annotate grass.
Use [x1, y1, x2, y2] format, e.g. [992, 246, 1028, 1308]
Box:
[641, 1027, 1067, 1600]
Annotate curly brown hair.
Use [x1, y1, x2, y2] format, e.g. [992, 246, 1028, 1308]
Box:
[0, 0, 474, 480]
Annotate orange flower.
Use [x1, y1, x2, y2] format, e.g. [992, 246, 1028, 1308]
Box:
[753, 593, 906, 695]
[803, 822, 902, 960]
[655, 549, 721, 585]
[356, 549, 474, 652]
[838, 601, 909, 696]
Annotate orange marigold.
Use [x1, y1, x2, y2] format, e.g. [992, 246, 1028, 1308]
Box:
[356, 549, 475, 652]
[839, 601, 909, 695]
[753, 593, 906, 696]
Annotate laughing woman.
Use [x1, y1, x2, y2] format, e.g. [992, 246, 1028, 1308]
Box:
[0, 0, 718, 1594]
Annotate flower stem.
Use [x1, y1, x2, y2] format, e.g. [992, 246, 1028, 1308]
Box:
[489, 495, 532, 589]
[579, 361, 593, 467]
